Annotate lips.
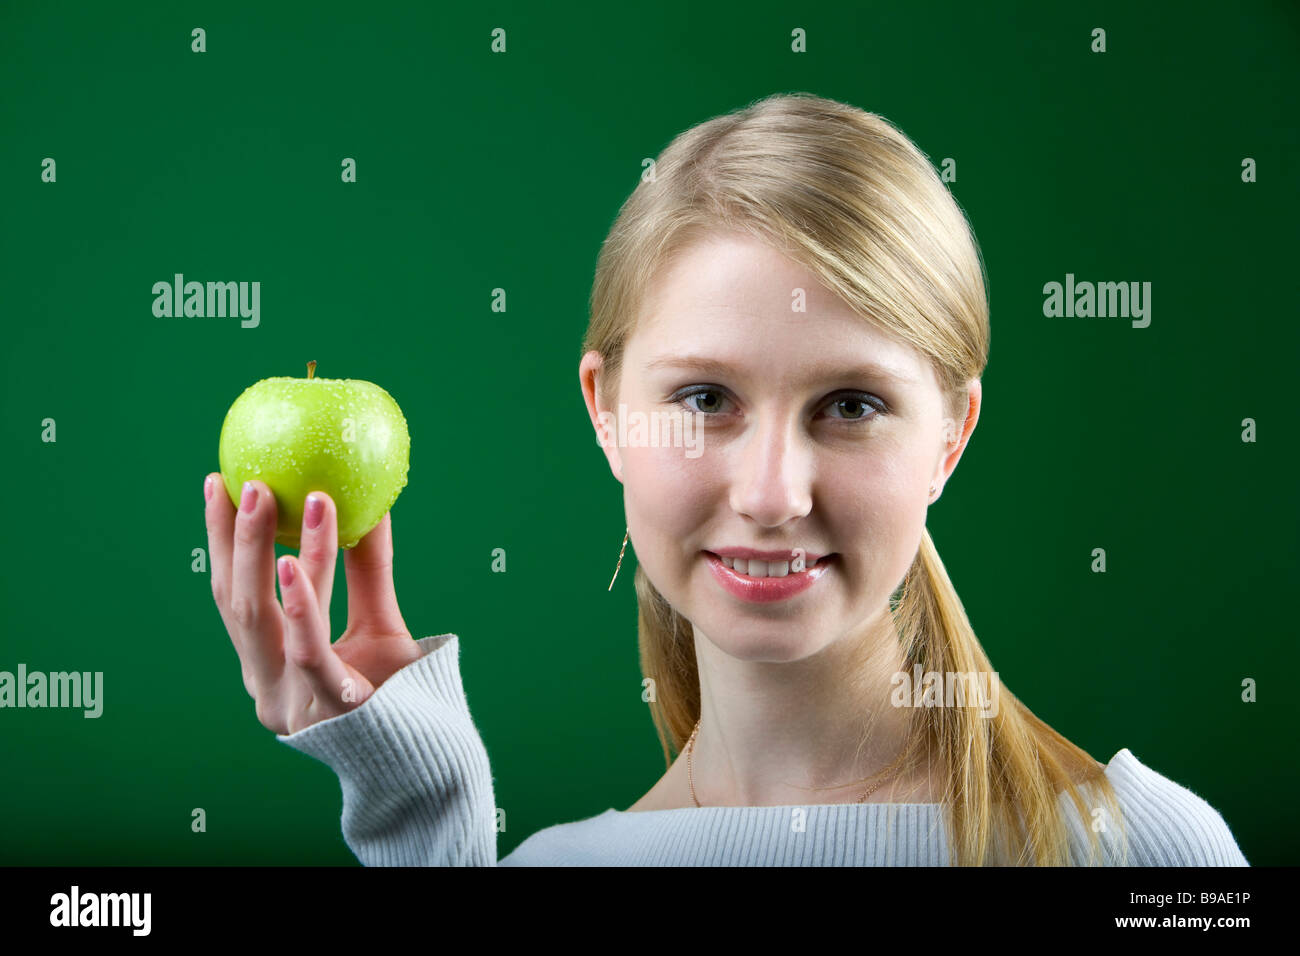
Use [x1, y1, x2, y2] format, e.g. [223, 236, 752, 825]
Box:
[703, 551, 835, 604]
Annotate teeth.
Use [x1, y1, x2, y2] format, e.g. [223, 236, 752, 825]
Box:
[721, 557, 798, 577]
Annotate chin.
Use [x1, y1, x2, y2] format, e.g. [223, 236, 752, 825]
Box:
[692, 614, 831, 663]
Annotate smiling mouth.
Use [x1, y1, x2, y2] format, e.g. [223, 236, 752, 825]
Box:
[703, 552, 835, 578]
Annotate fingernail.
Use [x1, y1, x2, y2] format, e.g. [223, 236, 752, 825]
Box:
[204, 475, 214, 502]
[240, 482, 258, 513]
[278, 556, 295, 587]
[305, 493, 324, 529]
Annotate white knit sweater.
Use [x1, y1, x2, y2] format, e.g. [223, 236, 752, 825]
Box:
[277, 634, 1249, 866]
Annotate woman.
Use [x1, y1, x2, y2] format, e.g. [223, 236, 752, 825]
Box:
[202, 92, 1248, 866]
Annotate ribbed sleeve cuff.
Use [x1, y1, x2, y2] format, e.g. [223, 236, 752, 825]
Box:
[276, 633, 499, 866]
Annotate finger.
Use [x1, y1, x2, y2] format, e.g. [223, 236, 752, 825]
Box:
[204, 472, 236, 614]
[277, 555, 355, 706]
[205, 472, 252, 679]
[343, 512, 406, 635]
[295, 491, 338, 626]
[230, 479, 285, 689]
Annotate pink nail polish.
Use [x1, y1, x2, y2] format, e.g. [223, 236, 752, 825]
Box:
[278, 556, 295, 587]
[204, 475, 214, 502]
[240, 482, 258, 513]
[305, 494, 324, 530]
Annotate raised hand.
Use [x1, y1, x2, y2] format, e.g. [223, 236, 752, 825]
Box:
[204, 475, 425, 735]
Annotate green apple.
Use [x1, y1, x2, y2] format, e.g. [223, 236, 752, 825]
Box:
[218, 361, 410, 549]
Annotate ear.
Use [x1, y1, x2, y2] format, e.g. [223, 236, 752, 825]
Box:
[580, 350, 624, 484]
[930, 378, 981, 502]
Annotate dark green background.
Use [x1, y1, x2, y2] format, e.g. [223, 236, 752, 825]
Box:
[1, 0, 1295, 865]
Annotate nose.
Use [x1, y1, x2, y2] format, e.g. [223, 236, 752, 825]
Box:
[729, 414, 814, 527]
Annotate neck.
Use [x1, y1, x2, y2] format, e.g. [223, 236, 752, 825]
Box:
[687, 604, 926, 807]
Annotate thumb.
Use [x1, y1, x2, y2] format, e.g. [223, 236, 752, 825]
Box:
[343, 512, 407, 635]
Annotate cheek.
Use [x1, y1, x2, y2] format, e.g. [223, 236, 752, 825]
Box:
[823, 456, 929, 575]
[622, 445, 718, 541]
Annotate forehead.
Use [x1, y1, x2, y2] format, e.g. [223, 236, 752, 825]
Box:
[628, 231, 929, 381]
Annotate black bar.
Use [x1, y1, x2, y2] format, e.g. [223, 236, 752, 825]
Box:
[1, 865, 1285, 941]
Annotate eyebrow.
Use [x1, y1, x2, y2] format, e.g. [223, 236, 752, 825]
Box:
[643, 354, 918, 387]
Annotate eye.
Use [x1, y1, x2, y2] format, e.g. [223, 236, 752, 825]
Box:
[672, 387, 886, 422]
[824, 392, 886, 421]
[674, 386, 733, 415]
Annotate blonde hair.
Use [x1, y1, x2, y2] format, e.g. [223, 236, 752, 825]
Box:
[580, 92, 1127, 865]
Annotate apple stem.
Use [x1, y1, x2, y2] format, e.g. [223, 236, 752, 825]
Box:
[307, 360, 316, 380]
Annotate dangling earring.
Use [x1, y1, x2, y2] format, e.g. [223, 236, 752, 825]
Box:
[607, 527, 630, 591]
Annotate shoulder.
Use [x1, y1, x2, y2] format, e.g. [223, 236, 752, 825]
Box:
[1096, 748, 1249, 866]
[499, 809, 627, 866]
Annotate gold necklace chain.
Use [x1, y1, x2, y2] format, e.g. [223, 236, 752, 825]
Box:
[684, 717, 917, 807]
